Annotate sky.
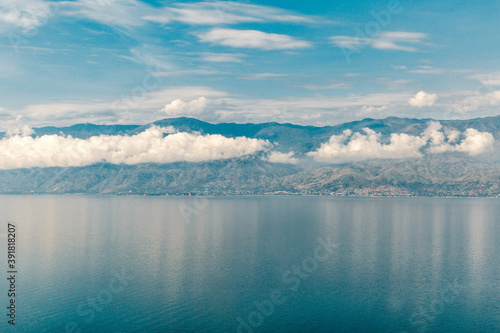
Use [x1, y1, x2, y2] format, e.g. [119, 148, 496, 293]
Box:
[1, 0, 500, 131]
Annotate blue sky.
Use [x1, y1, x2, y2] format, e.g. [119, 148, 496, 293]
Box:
[0, 0, 499, 130]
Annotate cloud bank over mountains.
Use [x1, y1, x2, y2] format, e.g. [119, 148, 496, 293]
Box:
[0, 126, 270, 169]
[308, 122, 494, 163]
[0, 120, 495, 170]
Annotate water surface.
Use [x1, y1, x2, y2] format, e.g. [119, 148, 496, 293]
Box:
[0, 196, 499, 332]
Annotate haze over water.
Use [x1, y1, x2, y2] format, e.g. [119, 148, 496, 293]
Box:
[0, 196, 499, 332]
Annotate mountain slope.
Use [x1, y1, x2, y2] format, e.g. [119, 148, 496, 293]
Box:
[0, 116, 498, 196]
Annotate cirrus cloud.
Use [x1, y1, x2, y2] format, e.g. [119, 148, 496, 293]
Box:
[330, 31, 428, 52]
[144, 1, 317, 25]
[0, 0, 55, 33]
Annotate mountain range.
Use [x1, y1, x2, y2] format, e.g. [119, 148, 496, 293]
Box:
[0, 116, 499, 196]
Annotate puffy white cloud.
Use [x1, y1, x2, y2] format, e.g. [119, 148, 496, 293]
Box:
[265, 151, 298, 164]
[0, 126, 271, 169]
[455, 128, 495, 155]
[6, 124, 34, 137]
[197, 28, 312, 50]
[1, 115, 35, 137]
[409, 91, 437, 107]
[308, 122, 495, 163]
[423, 122, 494, 155]
[1, 121, 494, 169]
[161, 97, 208, 116]
[308, 128, 426, 163]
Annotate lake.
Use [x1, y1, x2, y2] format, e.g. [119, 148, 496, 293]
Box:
[0, 196, 499, 332]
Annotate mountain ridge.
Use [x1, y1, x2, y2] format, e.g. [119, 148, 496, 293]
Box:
[0, 115, 498, 196]
[3, 114, 500, 139]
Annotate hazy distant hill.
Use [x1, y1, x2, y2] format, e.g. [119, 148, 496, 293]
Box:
[0, 116, 499, 196]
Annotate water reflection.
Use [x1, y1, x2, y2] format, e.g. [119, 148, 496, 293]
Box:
[0, 196, 498, 332]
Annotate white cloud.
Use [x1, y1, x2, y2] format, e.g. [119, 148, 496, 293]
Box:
[407, 65, 444, 74]
[425, 122, 494, 155]
[308, 122, 495, 163]
[128, 45, 173, 71]
[356, 105, 388, 117]
[468, 72, 500, 86]
[455, 128, 495, 155]
[308, 128, 426, 163]
[409, 91, 437, 107]
[301, 83, 352, 90]
[61, 0, 318, 32]
[451, 89, 500, 114]
[486, 90, 500, 104]
[0, 126, 271, 169]
[300, 113, 322, 120]
[376, 78, 413, 90]
[6, 84, 497, 131]
[144, 1, 317, 25]
[6, 124, 34, 137]
[197, 28, 312, 50]
[265, 151, 298, 164]
[201, 92, 413, 125]
[330, 31, 428, 52]
[370, 32, 428, 51]
[328, 36, 364, 49]
[243, 73, 289, 80]
[2, 89, 414, 130]
[161, 97, 208, 116]
[0, 0, 54, 33]
[62, 0, 150, 30]
[0, 86, 229, 129]
[1, 115, 35, 136]
[200, 53, 244, 63]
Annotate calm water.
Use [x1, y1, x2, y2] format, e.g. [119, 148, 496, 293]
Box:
[0, 196, 499, 332]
